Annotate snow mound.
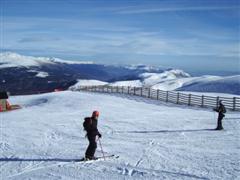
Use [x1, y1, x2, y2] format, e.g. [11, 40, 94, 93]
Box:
[109, 80, 142, 87]
[69, 80, 108, 90]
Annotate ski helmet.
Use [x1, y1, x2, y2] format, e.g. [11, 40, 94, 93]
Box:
[92, 111, 100, 117]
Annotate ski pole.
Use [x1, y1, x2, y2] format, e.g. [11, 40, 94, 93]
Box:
[98, 138, 106, 161]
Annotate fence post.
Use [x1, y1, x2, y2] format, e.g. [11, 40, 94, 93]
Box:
[116, 86, 119, 93]
[133, 87, 136, 95]
[188, 94, 191, 106]
[141, 87, 143, 97]
[201, 95, 204, 107]
[122, 86, 124, 93]
[233, 97, 236, 111]
[157, 90, 159, 100]
[177, 92, 179, 104]
[216, 96, 219, 108]
[128, 86, 130, 94]
[148, 88, 151, 98]
[166, 91, 169, 102]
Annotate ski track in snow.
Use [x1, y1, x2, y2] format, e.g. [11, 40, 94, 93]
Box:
[1, 91, 239, 179]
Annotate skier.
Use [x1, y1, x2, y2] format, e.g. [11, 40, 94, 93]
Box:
[213, 100, 226, 130]
[83, 110, 102, 160]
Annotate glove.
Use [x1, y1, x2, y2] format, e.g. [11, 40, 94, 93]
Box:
[98, 133, 102, 138]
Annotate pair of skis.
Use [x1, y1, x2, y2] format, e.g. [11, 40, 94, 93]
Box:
[76, 154, 119, 163]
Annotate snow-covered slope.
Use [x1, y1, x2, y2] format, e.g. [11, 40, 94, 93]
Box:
[0, 52, 54, 68]
[70, 74, 240, 95]
[109, 80, 142, 87]
[177, 75, 240, 95]
[69, 69, 191, 90]
[152, 75, 222, 91]
[1, 91, 239, 179]
[140, 69, 190, 86]
[69, 80, 108, 90]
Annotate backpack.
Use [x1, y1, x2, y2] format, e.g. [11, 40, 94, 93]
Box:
[83, 117, 92, 131]
[222, 106, 226, 113]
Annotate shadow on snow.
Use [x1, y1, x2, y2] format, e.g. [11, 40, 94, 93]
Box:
[116, 128, 215, 134]
[0, 158, 83, 162]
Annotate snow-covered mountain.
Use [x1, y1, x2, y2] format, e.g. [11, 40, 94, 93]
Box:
[70, 74, 240, 95]
[70, 70, 190, 89]
[1, 52, 239, 95]
[1, 91, 239, 179]
[176, 75, 240, 95]
[0, 52, 93, 68]
[0, 52, 169, 95]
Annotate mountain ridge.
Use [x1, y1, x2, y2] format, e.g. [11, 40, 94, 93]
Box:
[0, 52, 239, 95]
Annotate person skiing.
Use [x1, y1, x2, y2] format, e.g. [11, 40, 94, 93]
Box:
[213, 100, 226, 130]
[83, 110, 102, 160]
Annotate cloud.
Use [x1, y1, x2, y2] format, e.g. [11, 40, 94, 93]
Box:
[116, 6, 239, 14]
[2, 11, 239, 59]
[18, 37, 61, 43]
[3, 28, 239, 58]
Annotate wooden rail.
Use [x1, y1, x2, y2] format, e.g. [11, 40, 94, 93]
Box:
[72, 85, 240, 111]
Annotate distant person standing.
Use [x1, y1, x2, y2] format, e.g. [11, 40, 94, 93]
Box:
[214, 100, 226, 130]
[83, 111, 102, 160]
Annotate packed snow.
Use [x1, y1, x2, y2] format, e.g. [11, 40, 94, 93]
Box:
[1, 91, 239, 179]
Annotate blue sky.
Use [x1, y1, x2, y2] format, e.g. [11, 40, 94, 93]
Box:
[0, 0, 239, 75]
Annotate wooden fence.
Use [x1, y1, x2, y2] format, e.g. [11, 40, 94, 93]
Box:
[72, 85, 240, 111]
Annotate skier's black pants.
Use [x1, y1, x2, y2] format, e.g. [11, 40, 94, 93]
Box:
[85, 135, 97, 157]
[216, 114, 224, 129]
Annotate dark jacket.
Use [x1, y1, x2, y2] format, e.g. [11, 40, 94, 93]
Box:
[85, 117, 100, 137]
[214, 103, 226, 116]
